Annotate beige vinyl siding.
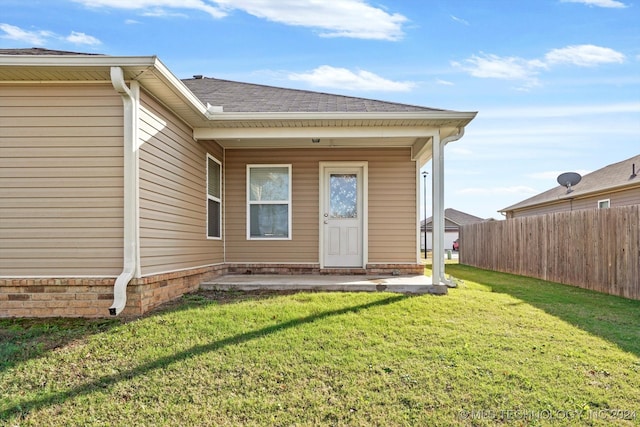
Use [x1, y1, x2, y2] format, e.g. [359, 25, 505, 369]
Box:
[367, 148, 417, 262]
[510, 187, 640, 218]
[0, 84, 124, 276]
[225, 147, 416, 263]
[138, 92, 223, 275]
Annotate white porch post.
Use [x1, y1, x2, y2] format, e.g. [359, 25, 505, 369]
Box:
[431, 128, 466, 287]
[431, 132, 445, 285]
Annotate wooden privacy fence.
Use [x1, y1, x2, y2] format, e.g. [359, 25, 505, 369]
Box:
[460, 205, 640, 300]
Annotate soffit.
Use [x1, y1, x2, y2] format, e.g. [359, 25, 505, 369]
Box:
[0, 55, 210, 127]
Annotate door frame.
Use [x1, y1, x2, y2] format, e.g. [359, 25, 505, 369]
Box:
[319, 161, 368, 269]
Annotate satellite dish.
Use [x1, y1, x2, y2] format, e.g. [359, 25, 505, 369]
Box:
[557, 172, 582, 193]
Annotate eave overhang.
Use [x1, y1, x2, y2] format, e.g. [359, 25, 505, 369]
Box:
[0, 54, 477, 161]
[193, 111, 476, 163]
[0, 54, 210, 126]
[499, 180, 640, 215]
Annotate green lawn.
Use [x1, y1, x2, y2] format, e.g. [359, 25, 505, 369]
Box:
[1, 266, 639, 426]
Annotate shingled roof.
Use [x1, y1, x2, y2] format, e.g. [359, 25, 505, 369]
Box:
[0, 47, 102, 56]
[182, 77, 447, 114]
[421, 208, 485, 231]
[501, 153, 640, 212]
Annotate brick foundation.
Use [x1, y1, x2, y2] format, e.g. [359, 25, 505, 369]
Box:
[0, 263, 423, 318]
[0, 264, 227, 319]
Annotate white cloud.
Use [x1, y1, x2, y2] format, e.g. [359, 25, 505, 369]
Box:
[66, 31, 101, 45]
[545, 44, 625, 67]
[436, 79, 454, 86]
[560, 0, 627, 8]
[455, 44, 625, 87]
[454, 53, 545, 89]
[0, 23, 101, 46]
[73, 0, 226, 18]
[73, 0, 407, 40]
[0, 23, 49, 45]
[450, 15, 469, 25]
[457, 186, 539, 196]
[141, 7, 189, 17]
[480, 102, 640, 119]
[289, 65, 415, 92]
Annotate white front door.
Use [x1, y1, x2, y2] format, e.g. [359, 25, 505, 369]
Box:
[321, 164, 365, 268]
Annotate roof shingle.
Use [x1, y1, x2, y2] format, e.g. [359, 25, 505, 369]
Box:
[0, 47, 102, 56]
[182, 77, 447, 113]
[422, 208, 486, 230]
[501, 154, 640, 212]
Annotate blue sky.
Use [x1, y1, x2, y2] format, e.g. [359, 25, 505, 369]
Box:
[2, 0, 638, 219]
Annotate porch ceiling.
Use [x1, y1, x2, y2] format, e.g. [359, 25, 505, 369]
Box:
[193, 116, 472, 159]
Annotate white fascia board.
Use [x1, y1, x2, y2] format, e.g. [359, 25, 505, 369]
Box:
[0, 54, 158, 67]
[0, 54, 209, 118]
[194, 126, 441, 140]
[144, 58, 209, 116]
[203, 110, 477, 122]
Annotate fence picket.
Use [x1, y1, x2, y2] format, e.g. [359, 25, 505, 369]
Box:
[460, 205, 640, 300]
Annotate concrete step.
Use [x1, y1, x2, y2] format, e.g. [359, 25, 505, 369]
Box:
[200, 274, 448, 295]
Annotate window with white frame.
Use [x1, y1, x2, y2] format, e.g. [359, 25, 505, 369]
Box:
[247, 165, 291, 239]
[207, 155, 222, 239]
[598, 199, 610, 209]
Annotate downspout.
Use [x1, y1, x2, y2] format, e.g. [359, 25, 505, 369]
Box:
[109, 66, 140, 316]
[432, 127, 465, 288]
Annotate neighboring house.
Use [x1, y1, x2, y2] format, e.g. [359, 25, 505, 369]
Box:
[500, 154, 640, 219]
[420, 208, 485, 251]
[0, 48, 476, 317]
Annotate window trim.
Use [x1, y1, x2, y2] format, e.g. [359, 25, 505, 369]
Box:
[206, 154, 222, 240]
[597, 198, 610, 209]
[246, 164, 292, 240]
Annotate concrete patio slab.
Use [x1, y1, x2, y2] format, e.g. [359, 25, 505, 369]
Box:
[200, 274, 447, 295]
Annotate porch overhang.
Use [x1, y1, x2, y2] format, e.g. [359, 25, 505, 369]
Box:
[0, 54, 477, 165]
[193, 112, 476, 165]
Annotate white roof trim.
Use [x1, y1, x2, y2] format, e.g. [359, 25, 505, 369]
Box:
[203, 111, 477, 122]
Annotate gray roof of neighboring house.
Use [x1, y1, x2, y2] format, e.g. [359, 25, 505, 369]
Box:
[182, 77, 447, 113]
[0, 47, 103, 56]
[501, 154, 640, 212]
[421, 208, 485, 230]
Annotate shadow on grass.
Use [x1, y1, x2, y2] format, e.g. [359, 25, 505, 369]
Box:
[445, 264, 640, 358]
[0, 318, 122, 373]
[0, 289, 307, 374]
[1, 294, 406, 420]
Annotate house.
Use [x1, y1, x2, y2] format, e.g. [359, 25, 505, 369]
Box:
[0, 48, 476, 317]
[420, 208, 485, 251]
[500, 154, 640, 219]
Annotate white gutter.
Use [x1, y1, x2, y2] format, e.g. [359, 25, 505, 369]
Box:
[109, 66, 140, 316]
[202, 110, 477, 122]
[432, 127, 465, 288]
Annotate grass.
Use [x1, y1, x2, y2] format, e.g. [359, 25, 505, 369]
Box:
[1, 267, 639, 426]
